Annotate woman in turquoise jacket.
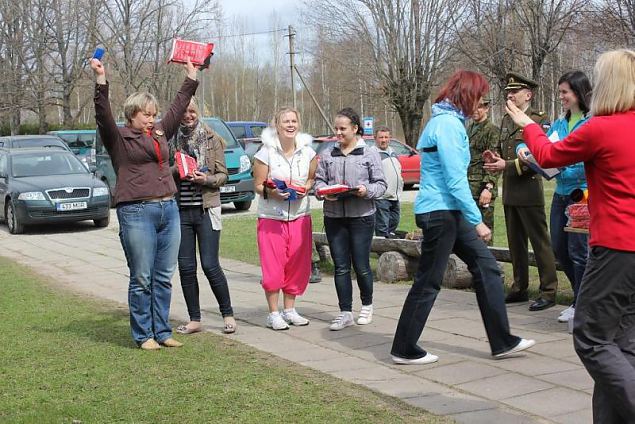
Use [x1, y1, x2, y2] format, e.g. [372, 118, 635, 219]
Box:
[390, 70, 534, 365]
[518, 71, 591, 324]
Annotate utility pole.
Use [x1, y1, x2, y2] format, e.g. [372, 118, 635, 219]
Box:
[287, 25, 296, 108]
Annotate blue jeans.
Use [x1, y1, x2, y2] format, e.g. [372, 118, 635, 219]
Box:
[550, 193, 588, 305]
[178, 206, 233, 320]
[117, 199, 180, 345]
[374, 199, 400, 237]
[391, 211, 520, 358]
[324, 215, 375, 312]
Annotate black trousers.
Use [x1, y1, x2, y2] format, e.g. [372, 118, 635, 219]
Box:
[178, 206, 233, 320]
[391, 210, 520, 358]
[573, 246, 635, 424]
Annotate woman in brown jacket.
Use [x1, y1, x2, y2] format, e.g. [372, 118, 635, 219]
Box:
[170, 99, 236, 334]
[92, 58, 198, 350]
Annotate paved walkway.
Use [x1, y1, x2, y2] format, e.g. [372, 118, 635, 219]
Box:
[0, 214, 592, 424]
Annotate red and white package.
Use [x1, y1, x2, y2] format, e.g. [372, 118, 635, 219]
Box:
[175, 151, 198, 179]
[316, 184, 357, 196]
[168, 39, 214, 68]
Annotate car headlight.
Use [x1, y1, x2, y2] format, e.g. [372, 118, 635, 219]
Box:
[239, 154, 251, 173]
[18, 192, 46, 201]
[93, 187, 110, 197]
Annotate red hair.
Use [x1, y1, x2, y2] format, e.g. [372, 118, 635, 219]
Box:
[434, 70, 490, 116]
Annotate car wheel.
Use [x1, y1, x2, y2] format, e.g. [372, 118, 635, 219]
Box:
[6, 201, 24, 234]
[94, 215, 110, 228]
[234, 200, 252, 211]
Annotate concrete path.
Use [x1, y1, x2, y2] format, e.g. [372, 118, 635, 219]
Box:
[0, 212, 592, 424]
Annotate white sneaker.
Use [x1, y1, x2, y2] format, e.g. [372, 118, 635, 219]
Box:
[494, 338, 536, 359]
[558, 306, 575, 323]
[329, 312, 354, 331]
[282, 308, 310, 326]
[266, 312, 289, 331]
[357, 304, 373, 325]
[392, 353, 439, 365]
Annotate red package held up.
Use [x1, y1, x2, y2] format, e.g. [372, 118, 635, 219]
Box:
[175, 151, 198, 180]
[168, 39, 214, 69]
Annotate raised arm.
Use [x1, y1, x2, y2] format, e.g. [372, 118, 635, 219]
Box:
[160, 60, 199, 140]
[91, 59, 119, 152]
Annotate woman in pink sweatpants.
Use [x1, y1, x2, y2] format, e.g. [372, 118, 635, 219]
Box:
[253, 107, 317, 330]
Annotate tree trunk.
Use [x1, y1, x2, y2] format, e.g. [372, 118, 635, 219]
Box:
[397, 107, 423, 148]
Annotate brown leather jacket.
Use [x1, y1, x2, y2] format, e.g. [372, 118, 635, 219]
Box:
[171, 126, 228, 209]
[94, 77, 198, 205]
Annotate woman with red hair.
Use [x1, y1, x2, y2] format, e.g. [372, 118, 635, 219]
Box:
[390, 70, 535, 365]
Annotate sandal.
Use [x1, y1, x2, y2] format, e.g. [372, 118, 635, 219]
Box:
[223, 317, 237, 334]
[176, 324, 202, 335]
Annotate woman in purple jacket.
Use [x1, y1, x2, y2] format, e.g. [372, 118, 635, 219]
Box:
[314, 108, 387, 331]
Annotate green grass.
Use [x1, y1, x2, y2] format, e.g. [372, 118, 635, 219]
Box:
[221, 180, 575, 305]
[0, 257, 449, 423]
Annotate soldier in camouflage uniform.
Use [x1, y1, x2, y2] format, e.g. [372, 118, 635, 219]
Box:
[484, 72, 559, 312]
[467, 97, 500, 246]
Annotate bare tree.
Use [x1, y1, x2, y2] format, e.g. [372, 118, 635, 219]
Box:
[306, 0, 460, 146]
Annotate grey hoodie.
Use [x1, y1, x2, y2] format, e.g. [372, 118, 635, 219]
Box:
[314, 138, 387, 218]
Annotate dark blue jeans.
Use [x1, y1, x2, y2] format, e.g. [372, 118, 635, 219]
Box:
[391, 210, 520, 358]
[178, 206, 233, 320]
[375, 199, 400, 237]
[324, 215, 375, 312]
[550, 193, 588, 305]
[117, 199, 180, 345]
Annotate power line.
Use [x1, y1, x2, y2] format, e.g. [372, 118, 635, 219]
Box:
[213, 28, 287, 39]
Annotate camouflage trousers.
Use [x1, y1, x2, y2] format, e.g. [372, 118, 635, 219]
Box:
[474, 198, 495, 246]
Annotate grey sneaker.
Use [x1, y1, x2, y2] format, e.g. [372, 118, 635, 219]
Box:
[357, 304, 373, 325]
[282, 309, 310, 326]
[329, 312, 354, 331]
[266, 312, 289, 331]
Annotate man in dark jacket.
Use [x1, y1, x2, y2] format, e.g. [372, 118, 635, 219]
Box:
[484, 72, 559, 311]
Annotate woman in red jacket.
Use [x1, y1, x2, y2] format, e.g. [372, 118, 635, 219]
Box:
[505, 49, 635, 423]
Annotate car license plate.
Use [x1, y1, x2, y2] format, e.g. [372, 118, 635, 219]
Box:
[220, 185, 236, 193]
[56, 201, 87, 211]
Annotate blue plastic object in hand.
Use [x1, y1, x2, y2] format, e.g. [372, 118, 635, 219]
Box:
[93, 47, 105, 60]
[272, 178, 298, 201]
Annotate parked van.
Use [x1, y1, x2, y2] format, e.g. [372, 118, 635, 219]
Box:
[47, 130, 97, 171]
[94, 117, 254, 210]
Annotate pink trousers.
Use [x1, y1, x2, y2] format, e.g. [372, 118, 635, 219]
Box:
[257, 216, 312, 295]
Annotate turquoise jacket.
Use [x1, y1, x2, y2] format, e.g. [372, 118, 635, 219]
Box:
[414, 101, 482, 225]
[517, 115, 588, 195]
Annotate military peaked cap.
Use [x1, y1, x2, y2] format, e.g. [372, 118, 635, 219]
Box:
[504, 72, 538, 91]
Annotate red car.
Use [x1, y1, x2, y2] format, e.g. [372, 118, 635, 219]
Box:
[311, 136, 420, 189]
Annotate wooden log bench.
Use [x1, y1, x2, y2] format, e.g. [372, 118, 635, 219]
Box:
[313, 232, 561, 289]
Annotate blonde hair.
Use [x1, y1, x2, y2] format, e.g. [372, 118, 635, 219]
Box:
[123, 92, 158, 123]
[591, 49, 635, 116]
[271, 107, 301, 131]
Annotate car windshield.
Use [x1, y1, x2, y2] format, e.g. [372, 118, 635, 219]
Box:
[312, 140, 336, 154]
[201, 118, 240, 148]
[56, 133, 95, 149]
[12, 137, 67, 150]
[11, 152, 88, 177]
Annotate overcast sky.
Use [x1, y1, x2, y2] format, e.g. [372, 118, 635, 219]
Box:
[220, 0, 301, 32]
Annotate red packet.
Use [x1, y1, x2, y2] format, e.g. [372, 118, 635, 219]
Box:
[168, 39, 214, 68]
[175, 151, 198, 179]
[316, 184, 356, 196]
